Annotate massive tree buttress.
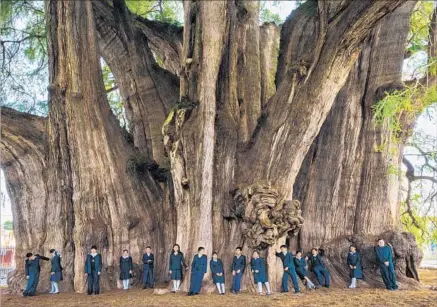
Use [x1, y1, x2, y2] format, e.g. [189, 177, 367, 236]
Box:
[1, 0, 422, 293]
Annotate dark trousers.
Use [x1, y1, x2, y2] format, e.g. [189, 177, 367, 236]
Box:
[313, 266, 330, 286]
[282, 269, 300, 292]
[23, 272, 39, 296]
[379, 263, 398, 289]
[87, 270, 100, 295]
[189, 272, 204, 294]
[231, 272, 243, 293]
[143, 268, 154, 287]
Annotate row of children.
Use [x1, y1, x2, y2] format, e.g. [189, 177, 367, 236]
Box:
[22, 239, 398, 297]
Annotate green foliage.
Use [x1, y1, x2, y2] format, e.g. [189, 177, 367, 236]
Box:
[401, 201, 437, 247]
[372, 83, 437, 144]
[407, 1, 434, 56]
[3, 220, 13, 231]
[260, 1, 282, 25]
[0, 0, 48, 115]
[126, 0, 183, 25]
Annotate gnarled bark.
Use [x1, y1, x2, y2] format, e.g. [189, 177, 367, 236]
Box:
[44, 0, 167, 292]
[0, 108, 52, 292]
[292, 1, 421, 287]
[3, 0, 422, 295]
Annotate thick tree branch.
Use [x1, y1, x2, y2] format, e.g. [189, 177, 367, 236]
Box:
[245, 1, 412, 196]
[93, 0, 179, 164]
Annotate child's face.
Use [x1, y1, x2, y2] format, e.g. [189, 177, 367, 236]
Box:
[280, 247, 287, 253]
[30, 255, 36, 260]
[311, 249, 318, 255]
[350, 247, 356, 253]
[213, 254, 218, 260]
[296, 252, 302, 258]
[123, 251, 129, 257]
[253, 252, 259, 258]
[199, 249, 204, 255]
[91, 248, 97, 254]
[146, 248, 151, 253]
[378, 240, 385, 247]
[173, 246, 179, 252]
[235, 249, 241, 255]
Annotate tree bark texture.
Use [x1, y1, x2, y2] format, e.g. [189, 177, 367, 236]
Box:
[1, 0, 422, 294]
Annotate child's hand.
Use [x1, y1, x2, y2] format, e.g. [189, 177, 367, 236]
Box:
[237, 270, 241, 274]
[129, 270, 132, 274]
[232, 270, 236, 276]
[51, 272, 55, 275]
[349, 265, 353, 269]
[384, 261, 389, 267]
[26, 276, 29, 280]
[255, 270, 259, 273]
[84, 273, 88, 277]
[98, 272, 101, 275]
[169, 270, 172, 274]
[284, 267, 289, 271]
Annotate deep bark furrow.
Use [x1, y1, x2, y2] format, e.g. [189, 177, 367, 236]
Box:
[293, 1, 420, 287]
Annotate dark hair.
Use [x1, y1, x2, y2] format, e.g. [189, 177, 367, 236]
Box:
[296, 250, 302, 255]
[198, 247, 205, 252]
[49, 249, 56, 254]
[212, 251, 218, 256]
[280, 245, 288, 249]
[252, 250, 259, 256]
[91, 245, 97, 250]
[146, 246, 151, 249]
[173, 244, 180, 251]
[26, 252, 33, 258]
[318, 248, 325, 257]
[236, 247, 242, 251]
[123, 249, 129, 253]
[349, 245, 357, 250]
[377, 238, 384, 242]
[311, 248, 318, 253]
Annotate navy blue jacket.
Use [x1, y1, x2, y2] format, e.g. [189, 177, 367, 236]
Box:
[191, 254, 207, 273]
[293, 256, 308, 274]
[275, 252, 295, 270]
[25, 255, 49, 275]
[347, 251, 363, 278]
[232, 255, 246, 273]
[375, 245, 394, 265]
[169, 252, 186, 270]
[51, 253, 63, 273]
[210, 259, 225, 283]
[142, 253, 154, 269]
[250, 257, 268, 283]
[308, 254, 327, 272]
[84, 253, 102, 274]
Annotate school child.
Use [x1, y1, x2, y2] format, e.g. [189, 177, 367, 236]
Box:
[308, 248, 330, 288]
[169, 244, 187, 293]
[275, 245, 300, 294]
[187, 247, 207, 296]
[347, 245, 363, 289]
[293, 250, 315, 290]
[250, 251, 271, 296]
[375, 239, 398, 290]
[210, 252, 225, 295]
[23, 252, 50, 296]
[142, 246, 154, 289]
[120, 250, 133, 290]
[231, 247, 246, 294]
[84, 245, 102, 295]
[49, 249, 63, 294]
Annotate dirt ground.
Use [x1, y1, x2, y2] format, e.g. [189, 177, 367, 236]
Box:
[1, 270, 436, 307]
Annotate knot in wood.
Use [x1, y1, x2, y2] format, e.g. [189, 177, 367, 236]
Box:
[233, 182, 304, 248]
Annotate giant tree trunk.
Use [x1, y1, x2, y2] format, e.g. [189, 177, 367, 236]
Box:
[293, 1, 422, 288]
[2, 0, 422, 294]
